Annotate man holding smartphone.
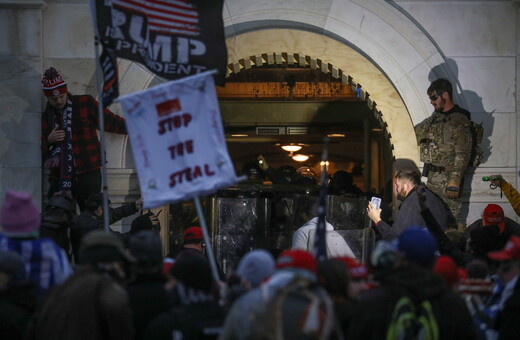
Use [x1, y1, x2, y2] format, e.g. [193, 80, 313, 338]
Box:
[367, 167, 450, 240]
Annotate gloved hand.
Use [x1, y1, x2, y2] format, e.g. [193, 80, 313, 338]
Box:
[445, 179, 460, 199]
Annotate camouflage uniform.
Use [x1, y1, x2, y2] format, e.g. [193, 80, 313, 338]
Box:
[415, 105, 472, 222]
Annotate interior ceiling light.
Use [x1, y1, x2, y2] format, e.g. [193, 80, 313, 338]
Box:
[327, 133, 346, 138]
[230, 134, 248, 137]
[292, 154, 309, 162]
[281, 144, 302, 152]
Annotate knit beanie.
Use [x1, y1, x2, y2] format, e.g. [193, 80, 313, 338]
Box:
[130, 215, 154, 234]
[397, 227, 438, 267]
[41, 67, 67, 97]
[128, 230, 163, 265]
[0, 190, 40, 237]
[433, 256, 460, 287]
[236, 249, 275, 287]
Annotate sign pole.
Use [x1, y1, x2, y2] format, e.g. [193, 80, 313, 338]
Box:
[193, 196, 220, 282]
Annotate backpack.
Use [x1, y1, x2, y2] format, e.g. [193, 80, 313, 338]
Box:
[386, 296, 439, 340]
[40, 196, 76, 250]
[259, 276, 338, 340]
[166, 302, 226, 340]
[468, 121, 484, 167]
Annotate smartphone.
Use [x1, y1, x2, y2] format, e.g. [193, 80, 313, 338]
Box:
[370, 197, 382, 210]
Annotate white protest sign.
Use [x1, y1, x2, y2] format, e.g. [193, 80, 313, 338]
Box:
[120, 71, 237, 208]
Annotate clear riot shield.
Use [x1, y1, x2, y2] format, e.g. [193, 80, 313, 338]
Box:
[168, 189, 375, 275]
[212, 195, 270, 275]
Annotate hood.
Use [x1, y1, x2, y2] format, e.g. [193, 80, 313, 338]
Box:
[380, 265, 447, 302]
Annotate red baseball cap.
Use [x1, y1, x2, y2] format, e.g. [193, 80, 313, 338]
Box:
[483, 204, 506, 233]
[276, 249, 316, 273]
[336, 257, 368, 279]
[183, 227, 203, 241]
[488, 236, 520, 261]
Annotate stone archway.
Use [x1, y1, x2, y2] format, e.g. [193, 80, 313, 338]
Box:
[223, 51, 394, 159]
[116, 28, 422, 166]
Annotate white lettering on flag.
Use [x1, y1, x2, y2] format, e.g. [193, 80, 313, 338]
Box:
[119, 70, 237, 208]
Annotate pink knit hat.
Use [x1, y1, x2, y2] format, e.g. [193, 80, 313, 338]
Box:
[0, 190, 40, 237]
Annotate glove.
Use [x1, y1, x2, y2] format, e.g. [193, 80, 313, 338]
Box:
[445, 179, 460, 199]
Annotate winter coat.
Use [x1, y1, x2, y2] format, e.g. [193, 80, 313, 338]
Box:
[377, 186, 449, 241]
[0, 282, 38, 340]
[126, 274, 172, 340]
[495, 276, 520, 340]
[145, 283, 226, 340]
[348, 265, 478, 339]
[70, 202, 138, 260]
[27, 265, 134, 340]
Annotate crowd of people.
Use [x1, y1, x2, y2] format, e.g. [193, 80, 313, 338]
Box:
[1, 170, 520, 339]
[0, 67, 513, 339]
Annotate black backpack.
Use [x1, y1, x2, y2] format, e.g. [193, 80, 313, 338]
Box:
[40, 196, 76, 250]
[166, 302, 226, 339]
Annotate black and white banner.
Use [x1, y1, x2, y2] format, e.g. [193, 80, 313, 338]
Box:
[90, 0, 227, 105]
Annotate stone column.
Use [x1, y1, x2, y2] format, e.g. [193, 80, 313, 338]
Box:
[0, 0, 45, 207]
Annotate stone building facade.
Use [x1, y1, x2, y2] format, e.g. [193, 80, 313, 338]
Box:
[1, 0, 519, 225]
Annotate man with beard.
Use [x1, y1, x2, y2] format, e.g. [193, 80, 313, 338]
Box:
[415, 78, 472, 224]
[41, 67, 127, 211]
[367, 167, 450, 240]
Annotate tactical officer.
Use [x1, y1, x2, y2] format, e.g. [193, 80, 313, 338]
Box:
[415, 78, 472, 225]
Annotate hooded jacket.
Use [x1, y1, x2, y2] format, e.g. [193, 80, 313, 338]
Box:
[348, 265, 477, 339]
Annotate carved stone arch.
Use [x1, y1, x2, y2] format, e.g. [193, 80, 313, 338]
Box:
[224, 52, 394, 159]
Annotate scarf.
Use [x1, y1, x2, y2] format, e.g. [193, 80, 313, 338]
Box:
[44, 99, 74, 197]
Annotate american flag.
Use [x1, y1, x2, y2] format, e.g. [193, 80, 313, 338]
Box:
[112, 0, 200, 36]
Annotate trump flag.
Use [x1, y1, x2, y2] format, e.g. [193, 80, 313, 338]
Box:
[119, 71, 237, 208]
[90, 0, 227, 106]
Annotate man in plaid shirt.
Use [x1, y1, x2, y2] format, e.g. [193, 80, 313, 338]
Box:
[41, 67, 127, 210]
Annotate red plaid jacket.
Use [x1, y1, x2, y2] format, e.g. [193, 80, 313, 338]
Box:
[42, 94, 127, 175]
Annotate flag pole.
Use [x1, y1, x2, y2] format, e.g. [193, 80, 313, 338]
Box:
[90, 0, 110, 231]
[313, 137, 330, 262]
[193, 196, 220, 282]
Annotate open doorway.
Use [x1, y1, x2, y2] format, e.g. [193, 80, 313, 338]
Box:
[218, 63, 393, 194]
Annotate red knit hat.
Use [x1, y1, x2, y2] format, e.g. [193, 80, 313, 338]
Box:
[183, 227, 203, 241]
[41, 67, 67, 97]
[483, 204, 506, 233]
[434, 256, 460, 287]
[336, 257, 368, 279]
[276, 249, 316, 273]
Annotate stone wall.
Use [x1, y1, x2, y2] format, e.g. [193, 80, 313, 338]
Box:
[0, 0, 518, 225]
